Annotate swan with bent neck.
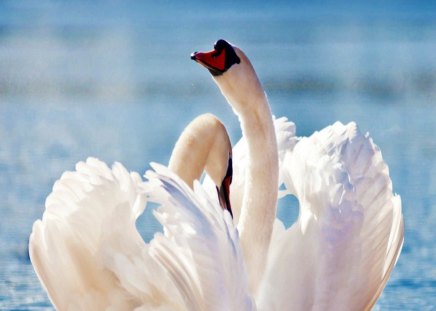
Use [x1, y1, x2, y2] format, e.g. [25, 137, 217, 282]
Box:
[29, 113, 239, 311]
[29, 39, 404, 311]
[192, 40, 279, 294]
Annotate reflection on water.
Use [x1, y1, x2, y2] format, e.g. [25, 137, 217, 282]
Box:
[1, 1, 435, 309]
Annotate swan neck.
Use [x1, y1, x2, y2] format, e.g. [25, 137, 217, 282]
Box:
[168, 143, 206, 189]
[168, 114, 231, 188]
[235, 87, 279, 294]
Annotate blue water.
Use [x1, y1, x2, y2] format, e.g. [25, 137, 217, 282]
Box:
[1, 1, 435, 309]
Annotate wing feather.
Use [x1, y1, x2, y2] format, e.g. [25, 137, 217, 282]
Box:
[258, 121, 404, 311]
[31, 157, 256, 310]
[145, 163, 256, 311]
[29, 157, 146, 310]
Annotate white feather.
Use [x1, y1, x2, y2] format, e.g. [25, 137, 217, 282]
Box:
[29, 158, 145, 310]
[145, 163, 255, 311]
[30, 158, 255, 311]
[256, 122, 404, 311]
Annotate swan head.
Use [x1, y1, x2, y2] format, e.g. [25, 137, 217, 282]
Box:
[191, 39, 264, 115]
[190, 39, 240, 76]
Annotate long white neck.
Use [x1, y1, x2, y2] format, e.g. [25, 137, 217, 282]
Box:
[214, 54, 279, 294]
[239, 90, 278, 295]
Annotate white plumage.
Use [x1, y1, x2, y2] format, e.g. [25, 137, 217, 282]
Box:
[30, 159, 254, 311]
[30, 40, 403, 310]
[257, 121, 404, 311]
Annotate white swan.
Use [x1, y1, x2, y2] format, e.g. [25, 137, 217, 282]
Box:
[29, 39, 404, 311]
[29, 113, 254, 310]
[192, 40, 404, 310]
[193, 39, 403, 309]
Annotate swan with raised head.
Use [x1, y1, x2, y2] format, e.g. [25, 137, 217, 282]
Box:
[192, 39, 403, 309]
[29, 39, 404, 311]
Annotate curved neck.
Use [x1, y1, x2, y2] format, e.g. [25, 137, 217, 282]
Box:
[169, 146, 205, 189]
[217, 65, 279, 294]
[168, 114, 231, 189]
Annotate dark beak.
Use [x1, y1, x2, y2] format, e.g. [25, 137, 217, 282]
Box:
[217, 157, 233, 217]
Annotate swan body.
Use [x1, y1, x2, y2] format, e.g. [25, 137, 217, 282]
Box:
[30, 39, 403, 310]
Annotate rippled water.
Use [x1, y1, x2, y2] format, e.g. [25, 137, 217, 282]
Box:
[1, 1, 435, 309]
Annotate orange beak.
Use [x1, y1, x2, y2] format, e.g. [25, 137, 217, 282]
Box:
[191, 39, 240, 76]
[191, 48, 227, 76]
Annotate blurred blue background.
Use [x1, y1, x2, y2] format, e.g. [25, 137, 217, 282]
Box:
[1, 0, 435, 309]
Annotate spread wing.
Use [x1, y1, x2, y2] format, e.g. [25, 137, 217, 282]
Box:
[257, 121, 404, 311]
[29, 158, 148, 310]
[30, 158, 255, 311]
